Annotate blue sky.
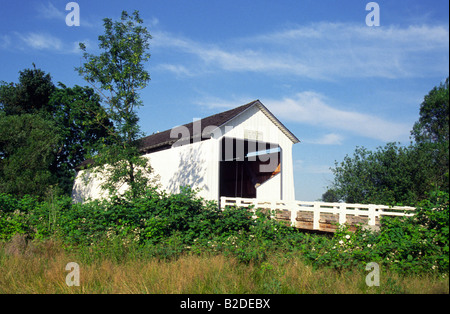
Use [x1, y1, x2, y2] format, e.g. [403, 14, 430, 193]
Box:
[1, 0, 449, 201]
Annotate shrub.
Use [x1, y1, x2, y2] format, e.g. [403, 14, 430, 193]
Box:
[0, 188, 448, 274]
[377, 190, 449, 273]
[305, 191, 449, 274]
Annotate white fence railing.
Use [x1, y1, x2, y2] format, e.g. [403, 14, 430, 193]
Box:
[220, 197, 416, 230]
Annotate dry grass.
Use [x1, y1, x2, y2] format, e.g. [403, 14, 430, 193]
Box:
[0, 237, 448, 294]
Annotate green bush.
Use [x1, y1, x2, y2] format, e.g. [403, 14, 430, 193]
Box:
[376, 190, 449, 273]
[0, 193, 40, 239]
[0, 188, 448, 274]
[304, 191, 449, 274]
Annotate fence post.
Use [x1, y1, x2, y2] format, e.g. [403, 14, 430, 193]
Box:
[368, 205, 376, 226]
[339, 204, 347, 225]
[313, 203, 320, 230]
[290, 202, 297, 227]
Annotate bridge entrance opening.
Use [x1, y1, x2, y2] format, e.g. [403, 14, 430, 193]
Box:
[219, 137, 281, 199]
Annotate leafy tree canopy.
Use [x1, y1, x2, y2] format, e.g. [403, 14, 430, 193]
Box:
[0, 67, 111, 198]
[0, 64, 56, 115]
[329, 77, 449, 206]
[0, 113, 61, 197]
[76, 10, 154, 198]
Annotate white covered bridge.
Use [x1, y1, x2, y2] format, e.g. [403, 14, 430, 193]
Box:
[73, 100, 415, 232]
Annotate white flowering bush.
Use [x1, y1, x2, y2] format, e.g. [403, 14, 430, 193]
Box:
[1, 189, 448, 273]
[306, 191, 449, 274]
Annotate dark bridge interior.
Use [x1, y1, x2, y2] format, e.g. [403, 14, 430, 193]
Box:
[219, 137, 281, 198]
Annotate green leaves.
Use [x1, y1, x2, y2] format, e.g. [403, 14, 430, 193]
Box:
[0, 66, 56, 116]
[0, 66, 113, 198]
[330, 77, 449, 205]
[412, 78, 449, 145]
[0, 114, 62, 198]
[76, 10, 153, 199]
[331, 143, 423, 205]
[77, 10, 151, 113]
[0, 189, 448, 273]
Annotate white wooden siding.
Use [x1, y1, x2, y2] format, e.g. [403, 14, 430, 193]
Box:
[72, 104, 297, 203]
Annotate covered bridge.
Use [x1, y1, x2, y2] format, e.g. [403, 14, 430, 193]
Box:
[72, 100, 300, 204]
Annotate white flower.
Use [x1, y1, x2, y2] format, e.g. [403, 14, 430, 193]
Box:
[367, 244, 372, 248]
[339, 240, 344, 245]
[345, 234, 351, 239]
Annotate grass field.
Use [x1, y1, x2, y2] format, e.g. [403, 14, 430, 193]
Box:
[0, 239, 448, 294]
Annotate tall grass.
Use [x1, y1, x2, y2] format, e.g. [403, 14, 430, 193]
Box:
[0, 237, 448, 294]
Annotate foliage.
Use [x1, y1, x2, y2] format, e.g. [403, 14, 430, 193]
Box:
[329, 77, 449, 206]
[48, 84, 112, 193]
[0, 67, 112, 197]
[309, 190, 449, 274]
[0, 114, 62, 198]
[330, 143, 429, 206]
[411, 77, 449, 192]
[1, 188, 448, 275]
[76, 10, 153, 198]
[0, 65, 55, 116]
[321, 188, 340, 203]
[412, 78, 449, 145]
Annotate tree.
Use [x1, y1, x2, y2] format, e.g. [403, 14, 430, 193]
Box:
[0, 65, 56, 115]
[330, 143, 429, 206]
[411, 77, 449, 192]
[0, 67, 112, 197]
[76, 10, 153, 198]
[412, 78, 449, 145]
[329, 78, 449, 206]
[321, 189, 340, 203]
[48, 83, 112, 194]
[0, 113, 61, 197]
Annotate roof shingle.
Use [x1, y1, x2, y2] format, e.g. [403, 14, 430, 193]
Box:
[138, 100, 259, 153]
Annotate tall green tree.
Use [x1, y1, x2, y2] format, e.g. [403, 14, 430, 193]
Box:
[0, 67, 111, 197]
[329, 143, 426, 206]
[0, 65, 56, 115]
[411, 77, 449, 191]
[412, 78, 449, 145]
[76, 10, 153, 198]
[0, 113, 61, 197]
[329, 78, 449, 206]
[48, 83, 112, 193]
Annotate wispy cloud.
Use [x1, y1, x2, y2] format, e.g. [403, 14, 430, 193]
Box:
[193, 90, 411, 142]
[11, 31, 86, 55]
[16, 32, 63, 51]
[153, 22, 449, 79]
[155, 64, 194, 77]
[294, 160, 332, 174]
[193, 94, 255, 110]
[36, 1, 66, 21]
[305, 133, 345, 145]
[265, 92, 412, 142]
[0, 35, 11, 49]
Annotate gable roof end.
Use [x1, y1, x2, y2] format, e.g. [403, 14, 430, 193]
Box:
[252, 100, 300, 144]
[138, 100, 299, 154]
